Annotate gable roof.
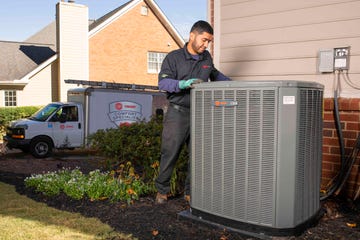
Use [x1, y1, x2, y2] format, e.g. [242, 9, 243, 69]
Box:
[0, 40, 56, 82]
[0, 0, 184, 85]
[0, 21, 57, 84]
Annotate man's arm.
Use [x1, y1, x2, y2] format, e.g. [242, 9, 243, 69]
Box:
[215, 71, 231, 81]
[158, 54, 182, 93]
[158, 77, 181, 93]
[158, 55, 200, 92]
[210, 66, 231, 81]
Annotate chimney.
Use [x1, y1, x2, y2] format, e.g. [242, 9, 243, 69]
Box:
[56, 1, 89, 101]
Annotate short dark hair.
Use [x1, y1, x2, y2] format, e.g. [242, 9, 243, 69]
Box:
[190, 20, 213, 35]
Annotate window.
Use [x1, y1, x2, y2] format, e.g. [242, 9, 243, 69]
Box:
[53, 106, 78, 122]
[63, 106, 78, 122]
[4, 90, 17, 106]
[147, 52, 167, 73]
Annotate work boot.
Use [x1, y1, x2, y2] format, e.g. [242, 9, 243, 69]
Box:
[184, 194, 190, 203]
[155, 192, 168, 204]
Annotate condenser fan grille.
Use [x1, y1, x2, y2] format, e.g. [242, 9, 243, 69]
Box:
[192, 87, 277, 226]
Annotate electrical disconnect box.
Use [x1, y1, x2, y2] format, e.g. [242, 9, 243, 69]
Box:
[334, 47, 350, 70]
[318, 47, 350, 73]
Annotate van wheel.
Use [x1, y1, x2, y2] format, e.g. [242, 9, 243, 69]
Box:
[30, 137, 53, 158]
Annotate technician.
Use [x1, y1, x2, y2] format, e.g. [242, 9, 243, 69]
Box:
[155, 20, 231, 204]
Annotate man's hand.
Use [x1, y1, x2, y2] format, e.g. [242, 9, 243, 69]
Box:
[179, 78, 203, 89]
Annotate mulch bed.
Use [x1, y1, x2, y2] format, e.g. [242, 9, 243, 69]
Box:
[1, 152, 360, 239]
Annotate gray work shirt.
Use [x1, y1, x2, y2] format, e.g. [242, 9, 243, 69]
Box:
[158, 43, 230, 108]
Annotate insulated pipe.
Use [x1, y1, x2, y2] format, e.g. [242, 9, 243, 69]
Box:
[320, 72, 346, 200]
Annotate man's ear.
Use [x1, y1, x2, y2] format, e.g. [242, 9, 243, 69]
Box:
[189, 32, 195, 42]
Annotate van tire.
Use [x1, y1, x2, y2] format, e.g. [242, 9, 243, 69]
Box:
[30, 137, 53, 158]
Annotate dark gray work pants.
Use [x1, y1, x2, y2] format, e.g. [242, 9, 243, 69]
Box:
[155, 104, 190, 195]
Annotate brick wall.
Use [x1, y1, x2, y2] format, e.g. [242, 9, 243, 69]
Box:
[89, 2, 180, 86]
[323, 97, 360, 199]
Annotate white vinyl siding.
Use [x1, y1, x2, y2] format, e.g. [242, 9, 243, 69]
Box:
[215, 0, 360, 98]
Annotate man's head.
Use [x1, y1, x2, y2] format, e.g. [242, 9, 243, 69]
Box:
[187, 20, 213, 55]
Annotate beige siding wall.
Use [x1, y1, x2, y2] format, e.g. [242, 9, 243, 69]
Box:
[215, 0, 360, 98]
[0, 91, 5, 107]
[89, 1, 180, 86]
[17, 63, 54, 106]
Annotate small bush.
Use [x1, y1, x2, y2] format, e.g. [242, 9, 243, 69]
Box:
[88, 117, 189, 196]
[88, 118, 162, 170]
[0, 106, 41, 125]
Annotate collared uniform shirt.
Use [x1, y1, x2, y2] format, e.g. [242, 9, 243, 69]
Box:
[158, 43, 230, 108]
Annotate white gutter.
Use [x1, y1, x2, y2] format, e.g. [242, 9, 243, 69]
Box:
[0, 80, 29, 86]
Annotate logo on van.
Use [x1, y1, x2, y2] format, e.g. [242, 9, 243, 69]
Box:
[108, 101, 142, 127]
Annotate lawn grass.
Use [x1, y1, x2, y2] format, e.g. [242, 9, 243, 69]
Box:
[0, 182, 135, 240]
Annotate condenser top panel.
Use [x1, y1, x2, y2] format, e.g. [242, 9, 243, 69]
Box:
[194, 80, 324, 90]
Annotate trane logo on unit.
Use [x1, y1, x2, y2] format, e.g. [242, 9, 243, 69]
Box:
[108, 101, 142, 127]
[212, 100, 238, 107]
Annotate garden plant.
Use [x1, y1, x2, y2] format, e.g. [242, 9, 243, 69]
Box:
[25, 116, 189, 203]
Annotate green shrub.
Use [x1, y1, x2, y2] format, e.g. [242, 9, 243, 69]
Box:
[88, 117, 189, 196]
[0, 106, 41, 136]
[88, 118, 162, 168]
[0, 106, 41, 125]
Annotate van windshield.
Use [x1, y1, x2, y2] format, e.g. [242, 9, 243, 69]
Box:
[29, 103, 61, 121]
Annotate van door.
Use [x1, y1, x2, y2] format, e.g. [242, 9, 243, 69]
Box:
[49, 105, 83, 148]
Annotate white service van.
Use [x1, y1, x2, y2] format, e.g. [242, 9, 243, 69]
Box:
[4, 87, 167, 158]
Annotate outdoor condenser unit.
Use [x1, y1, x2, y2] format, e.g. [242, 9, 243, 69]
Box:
[189, 80, 323, 236]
